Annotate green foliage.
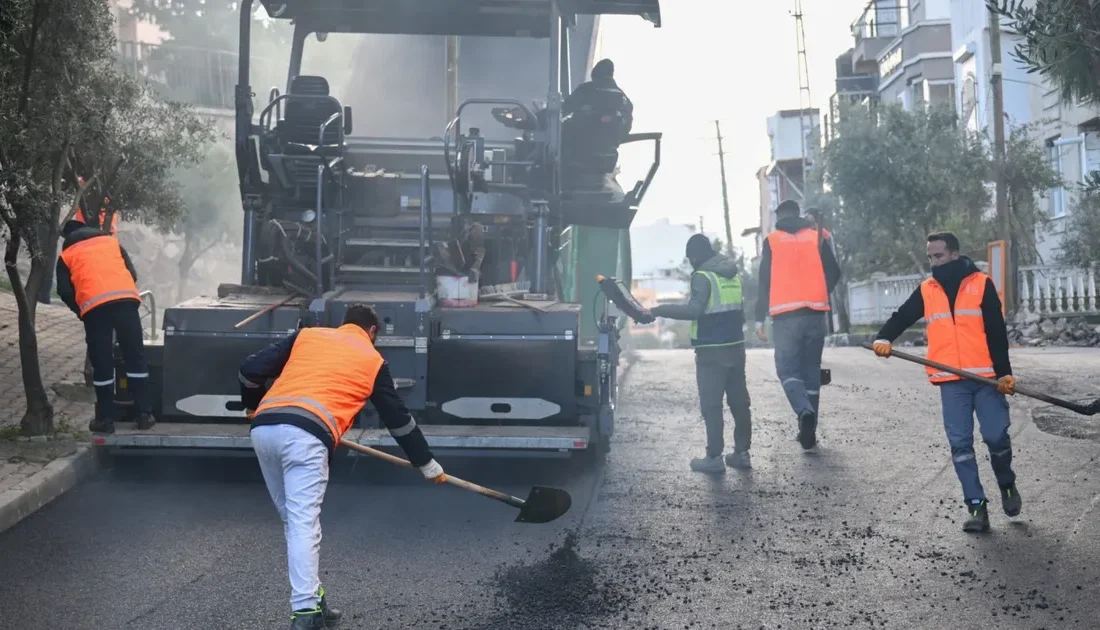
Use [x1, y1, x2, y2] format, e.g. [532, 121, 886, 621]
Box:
[0, 0, 217, 434]
[1058, 191, 1100, 268]
[819, 101, 1059, 286]
[821, 103, 993, 277]
[988, 1, 1100, 105]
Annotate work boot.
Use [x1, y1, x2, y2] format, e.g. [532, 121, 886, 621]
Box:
[135, 411, 156, 431]
[318, 587, 342, 625]
[1000, 484, 1022, 517]
[724, 450, 751, 469]
[289, 608, 326, 630]
[689, 455, 726, 474]
[797, 411, 817, 450]
[962, 499, 991, 533]
[88, 417, 115, 434]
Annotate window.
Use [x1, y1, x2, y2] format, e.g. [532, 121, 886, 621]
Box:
[1048, 139, 1066, 218]
[1084, 131, 1100, 177]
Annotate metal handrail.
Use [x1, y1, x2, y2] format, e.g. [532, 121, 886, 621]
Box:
[620, 132, 663, 206]
[139, 290, 157, 341]
[418, 165, 432, 300]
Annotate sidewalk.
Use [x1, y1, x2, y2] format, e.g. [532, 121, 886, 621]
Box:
[0, 291, 99, 534]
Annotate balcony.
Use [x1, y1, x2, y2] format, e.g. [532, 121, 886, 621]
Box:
[836, 73, 878, 95]
[116, 41, 240, 112]
[851, 0, 908, 68]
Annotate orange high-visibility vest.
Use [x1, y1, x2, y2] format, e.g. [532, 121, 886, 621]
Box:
[255, 324, 385, 444]
[921, 272, 996, 384]
[766, 228, 830, 316]
[59, 235, 140, 317]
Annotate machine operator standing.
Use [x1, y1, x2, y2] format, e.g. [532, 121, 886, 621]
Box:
[643, 235, 753, 473]
[754, 200, 841, 451]
[871, 232, 1021, 533]
[56, 219, 153, 434]
[239, 305, 447, 629]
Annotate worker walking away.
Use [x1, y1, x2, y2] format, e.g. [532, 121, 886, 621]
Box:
[239, 304, 447, 629]
[754, 200, 841, 451]
[643, 235, 753, 473]
[871, 232, 1021, 533]
[56, 219, 153, 434]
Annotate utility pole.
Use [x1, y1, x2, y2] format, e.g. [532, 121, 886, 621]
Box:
[714, 120, 734, 257]
[793, 0, 814, 198]
[989, 6, 1013, 312]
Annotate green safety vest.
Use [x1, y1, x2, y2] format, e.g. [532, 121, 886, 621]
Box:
[690, 270, 745, 348]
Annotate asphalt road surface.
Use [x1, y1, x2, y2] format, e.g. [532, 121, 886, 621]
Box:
[3, 346, 1100, 629]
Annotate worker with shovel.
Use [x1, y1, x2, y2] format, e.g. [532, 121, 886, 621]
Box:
[871, 232, 1021, 533]
[643, 234, 752, 473]
[239, 304, 447, 629]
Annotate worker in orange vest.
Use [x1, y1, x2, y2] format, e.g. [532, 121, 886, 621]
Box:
[871, 232, 1020, 533]
[754, 200, 841, 450]
[239, 304, 447, 630]
[56, 220, 153, 434]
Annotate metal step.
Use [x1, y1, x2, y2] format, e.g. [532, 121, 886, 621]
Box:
[94, 422, 592, 451]
[345, 237, 422, 248]
[339, 264, 421, 274]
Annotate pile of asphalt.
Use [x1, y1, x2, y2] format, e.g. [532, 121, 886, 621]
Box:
[464, 530, 634, 629]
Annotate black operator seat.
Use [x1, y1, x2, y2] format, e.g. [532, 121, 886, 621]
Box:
[279, 75, 345, 151]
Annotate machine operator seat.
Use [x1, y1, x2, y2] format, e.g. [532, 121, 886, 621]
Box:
[280, 75, 345, 149]
[561, 108, 628, 198]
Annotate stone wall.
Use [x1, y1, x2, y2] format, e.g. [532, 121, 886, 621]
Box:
[1008, 311, 1100, 347]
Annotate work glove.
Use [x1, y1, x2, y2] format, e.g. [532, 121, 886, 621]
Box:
[871, 339, 892, 358]
[419, 459, 448, 484]
[997, 375, 1017, 396]
[755, 322, 767, 343]
[245, 409, 255, 421]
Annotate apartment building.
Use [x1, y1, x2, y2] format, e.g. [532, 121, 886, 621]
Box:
[748, 108, 821, 262]
[873, 0, 956, 110]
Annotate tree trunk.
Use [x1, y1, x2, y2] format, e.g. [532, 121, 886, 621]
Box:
[4, 235, 54, 435]
[177, 235, 195, 305]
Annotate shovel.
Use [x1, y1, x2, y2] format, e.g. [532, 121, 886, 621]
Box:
[860, 341, 1100, 416]
[338, 438, 573, 523]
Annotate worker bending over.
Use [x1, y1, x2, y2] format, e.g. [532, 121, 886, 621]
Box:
[644, 235, 753, 473]
[872, 232, 1021, 533]
[754, 200, 841, 450]
[239, 304, 447, 629]
[56, 220, 153, 434]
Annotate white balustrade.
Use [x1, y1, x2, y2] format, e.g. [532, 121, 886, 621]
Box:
[1017, 265, 1098, 315]
[846, 273, 924, 326]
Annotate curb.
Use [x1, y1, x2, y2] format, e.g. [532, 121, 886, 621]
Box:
[0, 444, 102, 535]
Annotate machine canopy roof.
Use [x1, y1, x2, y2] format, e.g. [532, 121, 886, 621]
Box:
[258, 0, 661, 37]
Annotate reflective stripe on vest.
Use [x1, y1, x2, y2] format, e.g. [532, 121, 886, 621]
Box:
[921, 272, 996, 384]
[766, 228, 829, 316]
[690, 270, 744, 348]
[59, 235, 140, 317]
[254, 325, 385, 445]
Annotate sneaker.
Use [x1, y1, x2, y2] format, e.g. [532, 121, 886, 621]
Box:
[689, 455, 726, 474]
[318, 586, 342, 625]
[290, 608, 327, 630]
[797, 411, 817, 450]
[88, 417, 115, 434]
[724, 450, 752, 469]
[962, 500, 991, 533]
[1000, 484, 1022, 517]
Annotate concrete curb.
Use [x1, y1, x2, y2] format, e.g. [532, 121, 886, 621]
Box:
[0, 444, 101, 535]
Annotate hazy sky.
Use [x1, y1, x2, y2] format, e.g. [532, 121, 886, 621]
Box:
[599, 0, 871, 254]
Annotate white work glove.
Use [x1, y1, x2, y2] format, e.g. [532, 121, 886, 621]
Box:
[419, 459, 447, 484]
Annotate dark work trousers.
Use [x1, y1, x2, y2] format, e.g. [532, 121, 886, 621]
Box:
[696, 344, 752, 458]
[82, 299, 151, 421]
[772, 310, 828, 418]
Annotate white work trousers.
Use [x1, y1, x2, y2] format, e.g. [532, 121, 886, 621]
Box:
[251, 423, 330, 612]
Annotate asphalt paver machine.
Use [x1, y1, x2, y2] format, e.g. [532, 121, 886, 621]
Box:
[101, 0, 663, 465]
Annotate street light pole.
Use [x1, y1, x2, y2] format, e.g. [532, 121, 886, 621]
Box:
[989, 5, 1014, 312]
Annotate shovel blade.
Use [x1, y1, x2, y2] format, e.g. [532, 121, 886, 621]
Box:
[515, 486, 572, 524]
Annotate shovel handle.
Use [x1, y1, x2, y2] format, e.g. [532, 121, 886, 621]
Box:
[861, 342, 1098, 416]
[338, 438, 526, 508]
[234, 294, 300, 329]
